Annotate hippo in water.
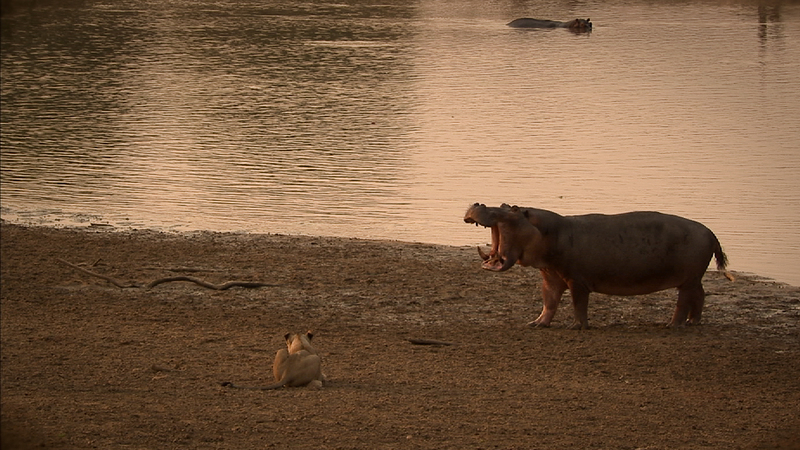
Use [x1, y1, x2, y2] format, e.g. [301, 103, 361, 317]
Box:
[464, 203, 733, 329]
[507, 18, 592, 32]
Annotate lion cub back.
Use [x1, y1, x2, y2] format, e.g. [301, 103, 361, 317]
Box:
[275, 331, 325, 388]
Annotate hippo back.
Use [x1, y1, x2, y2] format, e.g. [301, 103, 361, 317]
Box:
[533, 211, 720, 295]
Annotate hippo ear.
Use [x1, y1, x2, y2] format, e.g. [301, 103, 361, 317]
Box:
[510, 205, 520, 212]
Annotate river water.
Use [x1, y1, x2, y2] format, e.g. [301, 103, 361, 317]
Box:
[2, 0, 799, 285]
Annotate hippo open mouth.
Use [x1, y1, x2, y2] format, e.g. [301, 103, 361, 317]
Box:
[463, 203, 513, 271]
[475, 225, 505, 270]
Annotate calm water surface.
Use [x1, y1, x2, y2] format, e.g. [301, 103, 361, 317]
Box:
[2, 0, 799, 285]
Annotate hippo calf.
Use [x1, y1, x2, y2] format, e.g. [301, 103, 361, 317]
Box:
[507, 18, 592, 32]
[464, 203, 733, 329]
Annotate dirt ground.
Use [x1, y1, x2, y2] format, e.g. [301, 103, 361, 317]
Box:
[1, 222, 799, 449]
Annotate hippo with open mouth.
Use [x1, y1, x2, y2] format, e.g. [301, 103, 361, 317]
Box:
[507, 18, 592, 32]
[464, 203, 733, 329]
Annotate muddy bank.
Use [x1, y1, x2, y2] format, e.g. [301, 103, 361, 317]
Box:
[1, 223, 799, 449]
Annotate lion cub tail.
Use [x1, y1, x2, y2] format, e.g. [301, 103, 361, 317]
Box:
[220, 381, 286, 390]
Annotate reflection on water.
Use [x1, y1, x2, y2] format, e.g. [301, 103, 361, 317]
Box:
[2, 0, 799, 285]
[0, 0, 417, 227]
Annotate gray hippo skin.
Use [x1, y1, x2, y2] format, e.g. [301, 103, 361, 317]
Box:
[507, 18, 592, 32]
[464, 203, 733, 329]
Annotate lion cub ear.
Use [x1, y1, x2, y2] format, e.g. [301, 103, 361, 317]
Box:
[305, 331, 314, 340]
[284, 332, 292, 342]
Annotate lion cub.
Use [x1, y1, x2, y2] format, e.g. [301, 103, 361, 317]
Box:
[222, 331, 326, 390]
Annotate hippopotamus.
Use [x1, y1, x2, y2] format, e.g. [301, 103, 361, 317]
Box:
[464, 203, 733, 329]
[507, 18, 592, 32]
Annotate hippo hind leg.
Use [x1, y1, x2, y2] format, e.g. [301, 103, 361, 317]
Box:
[669, 281, 705, 327]
[567, 283, 591, 330]
[687, 284, 705, 325]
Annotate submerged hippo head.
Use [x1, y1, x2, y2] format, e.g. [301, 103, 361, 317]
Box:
[464, 203, 543, 271]
[566, 18, 592, 32]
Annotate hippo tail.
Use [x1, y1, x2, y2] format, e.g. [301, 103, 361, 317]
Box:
[713, 237, 735, 282]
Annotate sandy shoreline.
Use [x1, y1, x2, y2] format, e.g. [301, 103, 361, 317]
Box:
[2, 223, 799, 449]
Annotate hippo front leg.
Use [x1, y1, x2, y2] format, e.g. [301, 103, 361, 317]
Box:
[527, 270, 567, 328]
